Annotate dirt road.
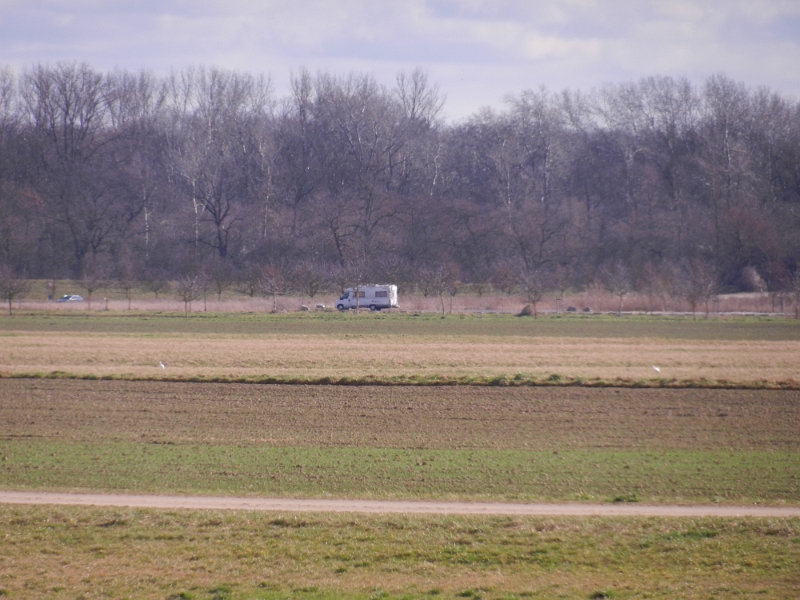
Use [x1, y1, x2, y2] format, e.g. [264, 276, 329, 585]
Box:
[1, 491, 798, 517]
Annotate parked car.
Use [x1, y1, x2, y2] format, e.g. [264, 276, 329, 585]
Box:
[56, 294, 84, 302]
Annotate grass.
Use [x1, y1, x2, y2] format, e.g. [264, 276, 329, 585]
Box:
[1, 312, 799, 386]
[3, 309, 800, 339]
[4, 371, 800, 390]
[0, 505, 797, 599]
[2, 312, 799, 598]
[1, 380, 798, 505]
[2, 443, 797, 504]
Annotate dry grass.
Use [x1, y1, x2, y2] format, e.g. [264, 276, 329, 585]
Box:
[13, 285, 800, 315]
[0, 506, 797, 599]
[2, 330, 799, 384]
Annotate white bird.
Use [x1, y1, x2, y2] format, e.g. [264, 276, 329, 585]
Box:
[159, 361, 166, 369]
[652, 365, 660, 373]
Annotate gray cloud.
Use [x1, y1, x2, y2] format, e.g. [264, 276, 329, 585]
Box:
[1, 0, 798, 120]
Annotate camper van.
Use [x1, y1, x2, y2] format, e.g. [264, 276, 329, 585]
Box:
[335, 284, 398, 311]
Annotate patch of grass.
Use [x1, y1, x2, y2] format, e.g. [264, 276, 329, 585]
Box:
[0, 505, 797, 599]
[3, 310, 799, 340]
[2, 442, 796, 504]
[1, 379, 797, 504]
[3, 370, 800, 390]
[2, 313, 800, 387]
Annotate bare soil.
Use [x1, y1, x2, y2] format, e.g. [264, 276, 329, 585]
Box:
[2, 378, 798, 452]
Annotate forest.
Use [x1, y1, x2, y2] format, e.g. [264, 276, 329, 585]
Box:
[1, 62, 799, 299]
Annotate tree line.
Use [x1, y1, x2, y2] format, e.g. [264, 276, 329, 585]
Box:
[1, 62, 799, 301]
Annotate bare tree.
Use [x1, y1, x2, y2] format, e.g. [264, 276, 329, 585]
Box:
[236, 266, 261, 298]
[207, 260, 234, 301]
[175, 275, 199, 317]
[166, 67, 271, 261]
[447, 274, 461, 314]
[0, 266, 30, 316]
[681, 259, 718, 320]
[490, 266, 517, 295]
[197, 269, 213, 311]
[292, 261, 328, 301]
[518, 269, 547, 318]
[143, 278, 171, 299]
[76, 261, 110, 310]
[116, 263, 137, 310]
[552, 264, 571, 314]
[342, 253, 369, 312]
[423, 264, 460, 316]
[259, 265, 291, 313]
[791, 271, 800, 320]
[22, 63, 131, 275]
[603, 263, 632, 316]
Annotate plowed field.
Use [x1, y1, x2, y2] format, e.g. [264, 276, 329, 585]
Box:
[2, 379, 797, 504]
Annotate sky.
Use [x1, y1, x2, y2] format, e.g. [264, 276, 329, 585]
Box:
[1, 0, 799, 121]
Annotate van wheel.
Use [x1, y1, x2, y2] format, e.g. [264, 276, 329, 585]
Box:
[336, 304, 345, 311]
[369, 305, 378, 311]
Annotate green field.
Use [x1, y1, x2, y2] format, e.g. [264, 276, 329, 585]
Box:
[3, 310, 800, 339]
[2, 313, 799, 598]
[1, 380, 798, 504]
[1, 506, 797, 600]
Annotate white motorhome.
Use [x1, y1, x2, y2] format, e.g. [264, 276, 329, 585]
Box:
[335, 284, 398, 311]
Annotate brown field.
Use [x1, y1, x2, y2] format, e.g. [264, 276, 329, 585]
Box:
[2, 376, 799, 598]
[2, 330, 800, 384]
[2, 312, 799, 599]
[3, 378, 798, 453]
[2, 379, 798, 504]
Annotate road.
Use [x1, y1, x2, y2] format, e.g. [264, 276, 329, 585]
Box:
[1, 491, 798, 517]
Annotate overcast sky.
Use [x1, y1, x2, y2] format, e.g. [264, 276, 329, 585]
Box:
[2, 0, 799, 121]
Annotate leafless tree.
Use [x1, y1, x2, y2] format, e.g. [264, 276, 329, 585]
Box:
[259, 265, 291, 313]
[423, 264, 460, 316]
[518, 269, 547, 318]
[236, 266, 261, 298]
[791, 272, 800, 320]
[680, 259, 718, 320]
[175, 275, 199, 317]
[116, 262, 137, 310]
[21, 63, 129, 275]
[143, 278, 171, 299]
[0, 266, 30, 316]
[603, 263, 632, 316]
[206, 260, 234, 301]
[292, 261, 328, 300]
[76, 260, 110, 310]
[197, 269, 213, 311]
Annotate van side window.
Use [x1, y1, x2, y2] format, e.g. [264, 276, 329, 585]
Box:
[357, 291, 365, 298]
[375, 290, 388, 298]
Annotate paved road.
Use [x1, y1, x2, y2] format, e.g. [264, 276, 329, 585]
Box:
[1, 491, 798, 517]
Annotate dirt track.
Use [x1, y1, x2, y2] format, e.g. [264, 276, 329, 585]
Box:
[1, 491, 798, 517]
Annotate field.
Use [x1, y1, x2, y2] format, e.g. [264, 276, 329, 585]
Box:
[1, 312, 800, 385]
[1, 312, 799, 598]
[1, 379, 799, 504]
[1, 506, 798, 599]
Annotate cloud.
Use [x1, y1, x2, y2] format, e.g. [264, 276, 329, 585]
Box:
[1, 0, 799, 120]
